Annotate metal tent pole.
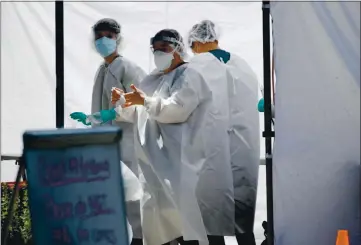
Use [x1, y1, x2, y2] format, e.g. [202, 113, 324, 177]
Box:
[56, 1, 64, 128]
[262, 1, 275, 245]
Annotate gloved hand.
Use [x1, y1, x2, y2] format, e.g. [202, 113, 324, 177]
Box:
[257, 98, 265, 112]
[99, 108, 116, 123]
[70, 112, 91, 126]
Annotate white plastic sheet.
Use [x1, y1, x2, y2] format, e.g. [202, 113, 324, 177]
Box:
[1, 2, 55, 155]
[271, 2, 360, 245]
[1, 2, 56, 181]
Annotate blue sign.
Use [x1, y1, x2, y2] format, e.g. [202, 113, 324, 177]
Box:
[23, 127, 128, 245]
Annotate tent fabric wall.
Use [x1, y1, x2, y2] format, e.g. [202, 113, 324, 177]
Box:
[1, 2, 266, 244]
[1, 2, 56, 155]
[271, 2, 360, 245]
[1, 2, 56, 181]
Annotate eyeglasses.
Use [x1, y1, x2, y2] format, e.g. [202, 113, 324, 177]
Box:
[150, 41, 174, 53]
[150, 46, 173, 53]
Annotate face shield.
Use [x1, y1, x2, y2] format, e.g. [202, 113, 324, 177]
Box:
[91, 18, 123, 57]
[150, 30, 187, 71]
[150, 34, 186, 59]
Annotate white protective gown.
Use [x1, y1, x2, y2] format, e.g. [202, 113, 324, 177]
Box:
[91, 56, 146, 239]
[225, 53, 260, 233]
[116, 54, 235, 242]
[121, 161, 144, 244]
[115, 64, 207, 245]
[184, 53, 235, 236]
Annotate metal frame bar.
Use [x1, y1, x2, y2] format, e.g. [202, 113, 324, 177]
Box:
[56, 1, 64, 129]
[1, 158, 25, 245]
[1, 155, 27, 180]
[262, 2, 275, 245]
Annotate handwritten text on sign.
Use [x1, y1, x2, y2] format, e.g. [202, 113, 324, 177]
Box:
[38, 157, 110, 187]
[25, 146, 128, 245]
[46, 192, 119, 244]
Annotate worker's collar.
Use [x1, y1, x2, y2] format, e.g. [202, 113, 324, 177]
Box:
[163, 61, 187, 74]
[104, 54, 121, 67]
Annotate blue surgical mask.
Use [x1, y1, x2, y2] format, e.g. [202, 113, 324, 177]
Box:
[95, 37, 117, 57]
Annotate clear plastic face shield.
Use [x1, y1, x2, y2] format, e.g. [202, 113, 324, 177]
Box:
[91, 19, 122, 57]
[94, 30, 117, 41]
[150, 36, 184, 55]
[150, 36, 186, 71]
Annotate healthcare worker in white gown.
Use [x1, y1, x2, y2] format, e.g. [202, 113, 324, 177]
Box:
[187, 20, 260, 245]
[121, 161, 144, 245]
[90, 18, 146, 245]
[112, 29, 234, 245]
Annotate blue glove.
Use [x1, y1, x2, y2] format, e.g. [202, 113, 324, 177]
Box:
[99, 108, 116, 123]
[70, 112, 91, 126]
[257, 98, 265, 112]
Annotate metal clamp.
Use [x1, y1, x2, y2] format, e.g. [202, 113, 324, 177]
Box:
[263, 131, 275, 138]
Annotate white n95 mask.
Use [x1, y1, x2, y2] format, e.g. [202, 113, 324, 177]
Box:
[154, 51, 174, 71]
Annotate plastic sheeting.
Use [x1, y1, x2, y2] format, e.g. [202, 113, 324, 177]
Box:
[1, 2, 267, 244]
[271, 2, 360, 245]
[1, 2, 56, 182]
[1, 2, 56, 155]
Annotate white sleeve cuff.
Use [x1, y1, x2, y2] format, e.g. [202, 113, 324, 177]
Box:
[115, 94, 126, 107]
[114, 105, 124, 116]
[144, 96, 161, 116]
[114, 105, 135, 123]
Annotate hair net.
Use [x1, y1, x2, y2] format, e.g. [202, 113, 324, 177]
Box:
[150, 29, 187, 59]
[91, 18, 123, 51]
[187, 20, 220, 47]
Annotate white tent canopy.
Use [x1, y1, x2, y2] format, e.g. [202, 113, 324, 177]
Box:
[1, 1, 360, 245]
